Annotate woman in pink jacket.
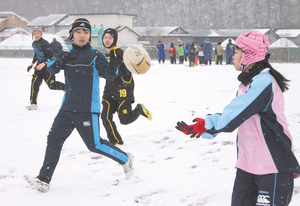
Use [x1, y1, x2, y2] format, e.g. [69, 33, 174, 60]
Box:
[176, 31, 300, 206]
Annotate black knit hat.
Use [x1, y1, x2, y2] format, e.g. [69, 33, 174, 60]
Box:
[102, 28, 118, 48]
[68, 18, 91, 41]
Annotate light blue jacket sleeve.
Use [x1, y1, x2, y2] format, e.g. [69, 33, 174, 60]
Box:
[202, 72, 273, 139]
[47, 51, 66, 74]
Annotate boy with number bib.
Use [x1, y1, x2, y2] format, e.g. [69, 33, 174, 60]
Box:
[101, 28, 152, 145]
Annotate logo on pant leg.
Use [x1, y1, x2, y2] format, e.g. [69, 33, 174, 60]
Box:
[257, 194, 270, 206]
[83, 121, 91, 127]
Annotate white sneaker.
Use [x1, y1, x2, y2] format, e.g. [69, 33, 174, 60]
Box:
[122, 153, 134, 180]
[24, 175, 49, 193]
[26, 104, 38, 110]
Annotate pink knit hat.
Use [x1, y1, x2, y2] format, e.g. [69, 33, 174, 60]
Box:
[235, 31, 270, 68]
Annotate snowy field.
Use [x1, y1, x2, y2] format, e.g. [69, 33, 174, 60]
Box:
[0, 58, 299, 206]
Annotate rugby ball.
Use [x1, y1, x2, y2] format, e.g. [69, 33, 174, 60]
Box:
[123, 45, 151, 74]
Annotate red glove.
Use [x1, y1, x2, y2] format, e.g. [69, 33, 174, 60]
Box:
[176, 121, 192, 135]
[176, 118, 206, 138]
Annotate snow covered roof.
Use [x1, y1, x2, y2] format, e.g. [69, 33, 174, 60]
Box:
[0, 11, 30, 23]
[275, 29, 300, 38]
[0, 33, 67, 49]
[0, 28, 30, 37]
[186, 29, 212, 36]
[28, 14, 68, 27]
[269, 38, 298, 48]
[55, 30, 69, 38]
[116, 26, 140, 37]
[254, 29, 271, 34]
[70, 12, 137, 17]
[133, 27, 189, 37]
[186, 29, 272, 37]
[217, 29, 272, 37]
[56, 16, 74, 26]
[0, 17, 7, 23]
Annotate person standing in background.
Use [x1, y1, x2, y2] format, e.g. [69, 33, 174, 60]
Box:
[226, 39, 235, 64]
[189, 42, 196, 67]
[156, 40, 165, 64]
[203, 38, 213, 65]
[184, 41, 190, 62]
[178, 44, 184, 64]
[216, 42, 224, 65]
[169, 42, 177, 64]
[50, 38, 63, 56]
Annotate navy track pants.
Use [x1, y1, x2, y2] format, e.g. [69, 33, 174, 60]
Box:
[38, 110, 128, 182]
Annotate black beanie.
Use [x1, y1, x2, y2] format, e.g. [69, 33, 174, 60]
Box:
[68, 18, 92, 42]
[102, 28, 118, 48]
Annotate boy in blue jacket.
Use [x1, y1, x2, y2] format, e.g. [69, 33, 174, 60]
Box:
[24, 18, 134, 192]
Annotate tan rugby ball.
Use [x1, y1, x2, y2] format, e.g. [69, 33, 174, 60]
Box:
[123, 45, 151, 74]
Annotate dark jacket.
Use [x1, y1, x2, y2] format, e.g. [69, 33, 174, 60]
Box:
[31, 38, 53, 65]
[189, 43, 196, 58]
[203, 41, 213, 61]
[226, 42, 235, 56]
[47, 43, 118, 113]
[50, 40, 63, 56]
[103, 46, 135, 103]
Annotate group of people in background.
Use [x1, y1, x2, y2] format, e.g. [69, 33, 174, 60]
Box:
[156, 38, 235, 66]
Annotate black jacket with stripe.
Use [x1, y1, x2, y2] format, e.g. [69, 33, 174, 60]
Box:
[103, 46, 135, 103]
[31, 38, 53, 65]
[47, 43, 118, 113]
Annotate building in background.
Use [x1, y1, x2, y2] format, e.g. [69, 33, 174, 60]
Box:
[0, 12, 30, 42]
[27, 13, 138, 48]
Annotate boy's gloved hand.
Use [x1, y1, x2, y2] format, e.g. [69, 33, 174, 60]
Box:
[176, 118, 207, 138]
[27, 65, 33, 72]
[58, 52, 77, 66]
[109, 49, 122, 70]
[27, 63, 34, 72]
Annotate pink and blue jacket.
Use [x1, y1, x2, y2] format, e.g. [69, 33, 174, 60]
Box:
[203, 69, 300, 176]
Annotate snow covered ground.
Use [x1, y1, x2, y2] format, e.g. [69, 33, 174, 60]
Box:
[0, 58, 299, 206]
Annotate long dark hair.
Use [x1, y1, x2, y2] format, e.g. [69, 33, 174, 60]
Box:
[262, 54, 290, 92]
[236, 44, 290, 92]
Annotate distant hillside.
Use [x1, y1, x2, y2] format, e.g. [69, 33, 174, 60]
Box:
[1, 0, 299, 29]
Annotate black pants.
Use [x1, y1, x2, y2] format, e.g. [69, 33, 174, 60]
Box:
[216, 55, 223, 65]
[101, 98, 140, 145]
[170, 55, 176, 64]
[179, 56, 184, 64]
[38, 110, 128, 182]
[198, 56, 204, 64]
[189, 55, 195, 66]
[30, 68, 65, 104]
[231, 169, 294, 206]
[184, 53, 190, 62]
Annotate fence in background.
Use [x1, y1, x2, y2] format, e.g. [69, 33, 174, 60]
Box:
[1, 46, 300, 63]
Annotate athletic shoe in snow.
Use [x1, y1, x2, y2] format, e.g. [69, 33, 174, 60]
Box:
[24, 175, 49, 193]
[122, 153, 134, 180]
[136, 104, 152, 120]
[26, 104, 38, 110]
